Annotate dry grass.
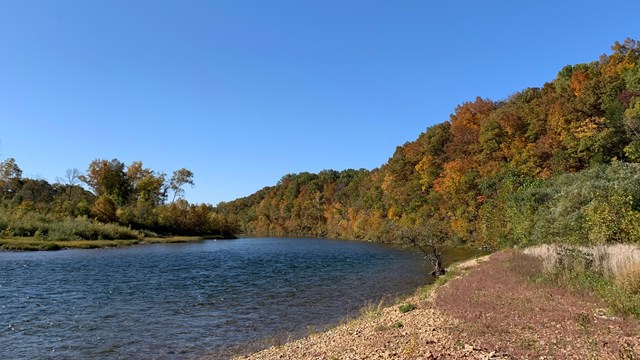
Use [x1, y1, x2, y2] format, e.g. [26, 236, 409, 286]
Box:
[359, 297, 388, 319]
[522, 244, 559, 273]
[596, 244, 640, 275]
[523, 243, 640, 276]
[615, 262, 640, 295]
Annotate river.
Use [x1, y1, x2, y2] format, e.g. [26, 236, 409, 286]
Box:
[0, 237, 475, 359]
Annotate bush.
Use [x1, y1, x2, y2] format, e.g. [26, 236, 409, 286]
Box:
[504, 163, 640, 246]
[398, 303, 417, 313]
[0, 209, 144, 241]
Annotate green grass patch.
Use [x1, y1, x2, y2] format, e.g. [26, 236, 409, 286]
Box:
[0, 215, 144, 241]
[0, 234, 221, 251]
[142, 236, 206, 244]
[434, 269, 457, 286]
[0, 237, 140, 251]
[398, 303, 416, 313]
[57, 239, 140, 249]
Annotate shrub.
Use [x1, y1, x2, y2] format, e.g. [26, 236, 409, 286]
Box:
[506, 163, 640, 246]
[398, 303, 417, 313]
[554, 246, 595, 282]
[0, 211, 144, 242]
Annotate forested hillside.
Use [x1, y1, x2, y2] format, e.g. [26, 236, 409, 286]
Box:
[217, 39, 640, 248]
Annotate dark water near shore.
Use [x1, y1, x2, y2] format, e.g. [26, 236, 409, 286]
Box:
[0, 238, 476, 359]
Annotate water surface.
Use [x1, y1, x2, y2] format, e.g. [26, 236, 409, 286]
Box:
[0, 237, 461, 359]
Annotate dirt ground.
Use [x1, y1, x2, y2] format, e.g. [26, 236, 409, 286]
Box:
[435, 251, 640, 359]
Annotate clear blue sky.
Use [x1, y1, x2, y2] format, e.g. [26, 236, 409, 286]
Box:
[1, 1, 639, 205]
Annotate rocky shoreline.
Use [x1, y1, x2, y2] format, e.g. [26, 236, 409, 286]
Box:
[232, 252, 640, 359]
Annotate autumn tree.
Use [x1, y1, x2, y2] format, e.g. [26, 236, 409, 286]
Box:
[0, 158, 23, 198]
[126, 161, 166, 205]
[80, 159, 131, 205]
[18, 179, 55, 205]
[51, 183, 94, 217]
[169, 168, 194, 202]
[219, 39, 640, 248]
[91, 195, 118, 223]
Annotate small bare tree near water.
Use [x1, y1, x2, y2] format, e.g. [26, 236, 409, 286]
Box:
[394, 223, 447, 277]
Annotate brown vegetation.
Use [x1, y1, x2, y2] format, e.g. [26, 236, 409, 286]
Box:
[436, 251, 640, 359]
[616, 262, 640, 295]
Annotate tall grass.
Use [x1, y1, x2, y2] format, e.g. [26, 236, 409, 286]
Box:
[0, 211, 144, 241]
[615, 263, 640, 295]
[523, 244, 640, 277]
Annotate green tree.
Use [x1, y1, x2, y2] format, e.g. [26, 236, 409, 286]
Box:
[51, 184, 94, 217]
[18, 179, 55, 205]
[80, 159, 131, 205]
[126, 161, 166, 205]
[0, 158, 22, 198]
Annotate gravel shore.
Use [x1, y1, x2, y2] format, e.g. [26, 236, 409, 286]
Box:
[235, 256, 500, 359]
[234, 252, 640, 359]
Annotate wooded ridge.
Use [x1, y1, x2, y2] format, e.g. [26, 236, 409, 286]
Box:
[217, 39, 640, 249]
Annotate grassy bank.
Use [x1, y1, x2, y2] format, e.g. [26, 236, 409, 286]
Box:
[0, 235, 223, 251]
[0, 237, 138, 251]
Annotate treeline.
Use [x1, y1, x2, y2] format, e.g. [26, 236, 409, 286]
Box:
[217, 38, 640, 248]
[0, 158, 237, 241]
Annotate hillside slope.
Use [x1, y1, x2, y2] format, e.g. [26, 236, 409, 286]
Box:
[217, 39, 640, 248]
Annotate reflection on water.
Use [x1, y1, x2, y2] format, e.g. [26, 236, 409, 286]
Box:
[0, 238, 474, 359]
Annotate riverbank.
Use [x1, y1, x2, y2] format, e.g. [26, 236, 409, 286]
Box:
[0, 235, 230, 251]
[235, 251, 640, 359]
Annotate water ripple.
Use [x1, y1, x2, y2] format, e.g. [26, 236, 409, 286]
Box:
[0, 238, 434, 359]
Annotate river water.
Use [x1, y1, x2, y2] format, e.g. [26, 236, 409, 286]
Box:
[0, 237, 472, 359]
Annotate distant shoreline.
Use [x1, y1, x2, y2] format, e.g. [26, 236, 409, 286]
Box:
[0, 235, 236, 252]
